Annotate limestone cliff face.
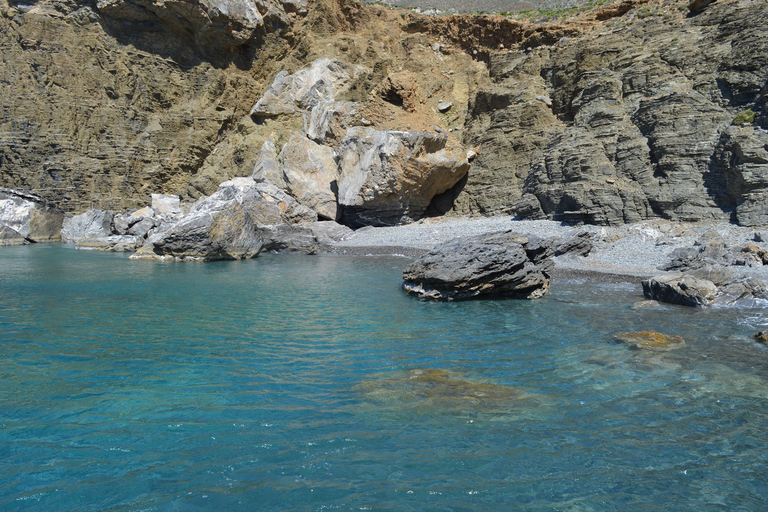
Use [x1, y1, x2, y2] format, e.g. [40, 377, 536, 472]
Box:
[1, 0, 767, 228]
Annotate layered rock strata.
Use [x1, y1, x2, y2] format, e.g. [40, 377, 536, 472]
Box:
[402, 230, 554, 300]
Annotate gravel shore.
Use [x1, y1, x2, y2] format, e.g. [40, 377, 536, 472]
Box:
[326, 215, 768, 283]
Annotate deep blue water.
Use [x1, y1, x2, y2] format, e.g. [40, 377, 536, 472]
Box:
[1, 245, 768, 511]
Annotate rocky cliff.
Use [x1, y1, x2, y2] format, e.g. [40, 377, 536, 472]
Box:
[1, 0, 766, 227]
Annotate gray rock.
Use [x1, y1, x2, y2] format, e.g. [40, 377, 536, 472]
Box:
[337, 128, 470, 227]
[97, 0, 291, 50]
[133, 197, 262, 261]
[75, 235, 146, 252]
[61, 209, 115, 241]
[306, 100, 357, 144]
[277, 132, 340, 221]
[402, 230, 554, 301]
[309, 221, 354, 246]
[252, 135, 285, 188]
[553, 230, 592, 257]
[642, 274, 719, 307]
[250, 58, 368, 117]
[133, 177, 320, 260]
[0, 187, 64, 242]
[437, 101, 453, 112]
[151, 194, 181, 216]
[1, 224, 27, 246]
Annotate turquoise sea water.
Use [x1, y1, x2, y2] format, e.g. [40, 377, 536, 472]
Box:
[1, 245, 768, 511]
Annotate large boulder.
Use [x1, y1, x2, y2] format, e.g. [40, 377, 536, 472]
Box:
[277, 133, 340, 221]
[132, 177, 319, 259]
[402, 230, 554, 301]
[1, 224, 27, 246]
[132, 189, 263, 261]
[641, 271, 768, 307]
[642, 274, 718, 307]
[61, 209, 115, 241]
[0, 188, 64, 242]
[337, 128, 470, 227]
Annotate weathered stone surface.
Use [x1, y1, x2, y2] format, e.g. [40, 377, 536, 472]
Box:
[453, 0, 768, 225]
[61, 208, 115, 241]
[97, 0, 296, 51]
[614, 331, 686, 351]
[402, 230, 553, 300]
[133, 194, 262, 260]
[250, 58, 368, 118]
[642, 274, 718, 307]
[307, 100, 357, 144]
[309, 220, 354, 246]
[0, 188, 64, 242]
[133, 177, 320, 259]
[337, 128, 470, 227]
[0, 224, 27, 246]
[277, 132, 340, 220]
[711, 126, 768, 226]
[553, 229, 592, 257]
[252, 136, 284, 188]
[75, 235, 145, 252]
[662, 236, 767, 271]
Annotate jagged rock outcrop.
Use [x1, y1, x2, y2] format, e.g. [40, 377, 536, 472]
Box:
[61, 208, 115, 241]
[97, 0, 301, 52]
[402, 230, 554, 300]
[0, 187, 64, 242]
[337, 128, 470, 227]
[454, 0, 768, 226]
[132, 177, 319, 259]
[642, 271, 768, 307]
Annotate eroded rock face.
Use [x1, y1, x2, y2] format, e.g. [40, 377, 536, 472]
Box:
[402, 230, 553, 300]
[250, 58, 368, 118]
[337, 128, 470, 227]
[133, 187, 263, 260]
[132, 177, 319, 259]
[61, 208, 115, 241]
[0, 188, 64, 242]
[97, 0, 298, 50]
[454, 0, 768, 225]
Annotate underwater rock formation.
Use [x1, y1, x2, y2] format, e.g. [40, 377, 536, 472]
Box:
[614, 331, 686, 351]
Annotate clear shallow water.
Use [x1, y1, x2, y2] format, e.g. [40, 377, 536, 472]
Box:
[1, 246, 768, 511]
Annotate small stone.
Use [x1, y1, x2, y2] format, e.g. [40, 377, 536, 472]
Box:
[535, 95, 553, 107]
[437, 101, 453, 113]
[754, 331, 768, 344]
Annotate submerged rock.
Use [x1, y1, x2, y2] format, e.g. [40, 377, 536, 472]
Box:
[355, 368, 530, 410]
[614, 331, 686, 351]
[402, 230, 554, 300]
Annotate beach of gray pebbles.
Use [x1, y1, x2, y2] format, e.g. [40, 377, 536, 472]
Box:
[328, 215, 768, 282]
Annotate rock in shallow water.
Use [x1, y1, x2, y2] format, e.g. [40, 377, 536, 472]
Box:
[402, 230, 553, 300]
[614, 331, 686, 351]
